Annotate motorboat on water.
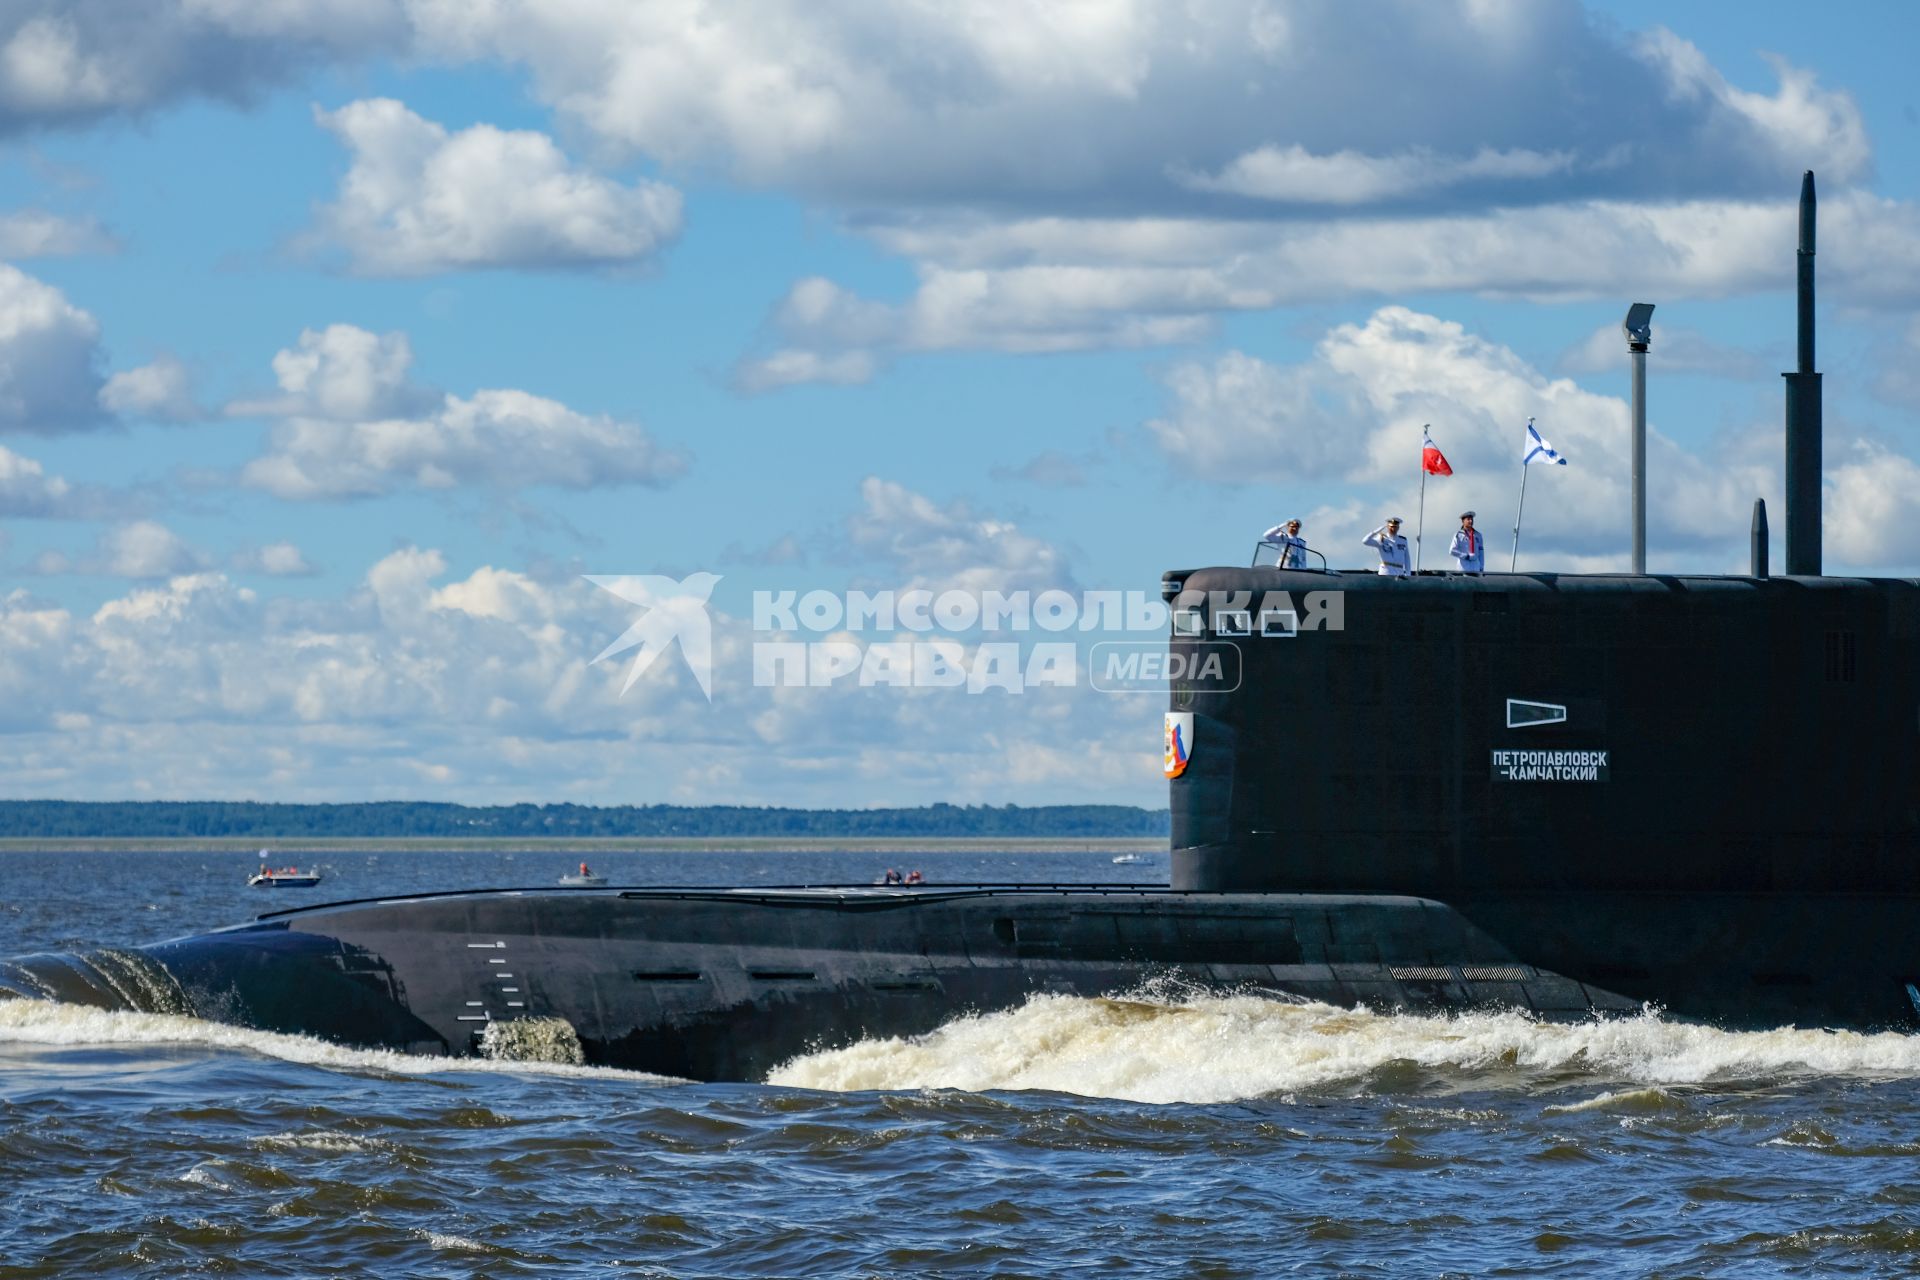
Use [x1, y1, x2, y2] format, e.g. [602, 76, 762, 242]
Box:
[1111, 853, 1146, 865]
[559, 863, 607, 887]
[248, 864, 322, 888]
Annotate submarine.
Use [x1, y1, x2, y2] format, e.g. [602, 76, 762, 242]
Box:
[3, 173, 1917, 1081]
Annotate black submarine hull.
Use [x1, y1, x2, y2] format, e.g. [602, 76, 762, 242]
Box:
[5, 880, 1916, 1081]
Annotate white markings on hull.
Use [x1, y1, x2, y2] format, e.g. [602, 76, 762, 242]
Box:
[461, 936, 539, 1034]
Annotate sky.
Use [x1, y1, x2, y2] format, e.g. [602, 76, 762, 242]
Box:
[0, 0, 1916, 808]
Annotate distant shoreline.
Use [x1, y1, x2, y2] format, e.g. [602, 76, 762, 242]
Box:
[0, 836, 1169, 855]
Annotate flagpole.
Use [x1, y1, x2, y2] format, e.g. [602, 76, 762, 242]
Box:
[1511, 465, 1530, 571]
[1416, 423, 1429, 573]
[1510, 417, 1533, 572]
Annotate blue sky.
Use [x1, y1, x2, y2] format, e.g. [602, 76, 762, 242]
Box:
[0, 1, 1916, 806]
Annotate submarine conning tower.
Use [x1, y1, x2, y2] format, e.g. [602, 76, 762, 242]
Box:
[1163, 568, 1920, 896]
[1168, 170, 1920, 898]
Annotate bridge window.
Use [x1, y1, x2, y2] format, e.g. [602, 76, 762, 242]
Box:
[1258, 608, 1298, 638]
[1214, 610, 1250, 636]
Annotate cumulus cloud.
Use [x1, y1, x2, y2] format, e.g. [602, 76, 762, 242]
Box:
[734, 348, 877, 394]
[738, 191, 1920, 382]
[99, 355, 204, 421]
[0, 207, 115, 255]
[409, 4, 1865, 210]
[0, 2, 408, 132]
[1556, 321, 1769, 380]
[1177, 145, 1578, 205]
[310, 98, 683, 275]
[1824, 443, 1920, 571]
[845, 476, 1073, 595]
[231, 540, 317, 577]
[0, 443, 81, 515]
[740, 264, 1220, 382]
[232, 322, 435, 420]
[2, 3, 1908, 376]
[0, 262, 107, 430]
[243, 390, 689, 498]
[1636, 29, 1871, 190]
[1148, 352, 1370, 484]
[31, 520, 209, 578]
[0, 4, 1867, 211]
[231, 322, 688, 498]
[100, 520, 205, 577]
[406, 3, 1893, 378]
[0, 542, 1158, 805]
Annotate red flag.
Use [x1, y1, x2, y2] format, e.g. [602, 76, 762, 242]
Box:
[1422, 429, 1453, 476]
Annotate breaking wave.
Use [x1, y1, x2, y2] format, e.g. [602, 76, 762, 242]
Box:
[13, 980, 1920, 1105]
[769, 985, 1920, 1104]
[0, 999, 679, 1085]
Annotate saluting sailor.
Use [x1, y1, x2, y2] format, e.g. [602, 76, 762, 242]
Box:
[1449, 510, 1485, 575]
[1260, 518, 1310, 569]
[1363, 517, 1411, 577]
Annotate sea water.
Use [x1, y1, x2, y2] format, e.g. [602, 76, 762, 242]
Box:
[4, 849, 1920, 1277]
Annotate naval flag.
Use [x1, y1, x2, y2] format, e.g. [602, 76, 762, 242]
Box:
[1523, 420, 1566, 466]
[1510, 417, 1562, 571]
[1415, 425, 1452, 571]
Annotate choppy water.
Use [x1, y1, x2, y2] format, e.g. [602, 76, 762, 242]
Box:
[6, 850, 1920, 1277]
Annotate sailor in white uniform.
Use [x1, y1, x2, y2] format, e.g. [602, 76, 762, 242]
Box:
[1363, 517, 1411, 577]
[1260, 518, 1310, 569]
[1449, 510, 1485, 575]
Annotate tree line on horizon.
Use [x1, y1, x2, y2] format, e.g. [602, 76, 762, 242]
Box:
[0, 801, 1172, 839]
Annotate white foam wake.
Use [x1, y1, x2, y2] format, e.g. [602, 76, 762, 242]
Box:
[0, 999, 680, 1085]
[768, 990, 1920, 1104]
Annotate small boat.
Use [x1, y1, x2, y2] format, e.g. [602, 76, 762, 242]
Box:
[559, 863, 607, 887]
[249, 864, 322, 888]
[1111, 853, 1145, 865]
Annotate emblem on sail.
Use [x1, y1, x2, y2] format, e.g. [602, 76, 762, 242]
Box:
[1506, 698, 1567, 729]
[1163, 712, 1194, 778]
